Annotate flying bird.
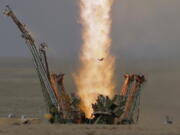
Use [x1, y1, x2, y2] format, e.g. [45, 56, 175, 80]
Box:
[98, 57, 104, 61]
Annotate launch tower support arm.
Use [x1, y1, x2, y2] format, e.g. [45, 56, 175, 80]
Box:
[3, 5, 58, 108]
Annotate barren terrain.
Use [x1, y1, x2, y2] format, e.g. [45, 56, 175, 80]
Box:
[0, 58, 180, 134]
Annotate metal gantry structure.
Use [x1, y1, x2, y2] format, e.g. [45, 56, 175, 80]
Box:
[3, 5, 58, 112]
[3, 6, 146, 124]
[3, 5, 75, 123]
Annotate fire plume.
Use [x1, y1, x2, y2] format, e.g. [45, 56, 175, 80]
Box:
[74, 0, 116, 118]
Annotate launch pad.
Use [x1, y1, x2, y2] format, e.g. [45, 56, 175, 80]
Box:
[3, 6, 146, 124]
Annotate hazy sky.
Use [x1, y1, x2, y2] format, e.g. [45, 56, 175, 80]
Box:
[0, 0, 179, 61]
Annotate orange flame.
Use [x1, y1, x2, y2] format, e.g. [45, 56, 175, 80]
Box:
[74, 0, 116, 118]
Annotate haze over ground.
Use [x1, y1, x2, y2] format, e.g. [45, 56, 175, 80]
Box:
[0, 0, 180, 125]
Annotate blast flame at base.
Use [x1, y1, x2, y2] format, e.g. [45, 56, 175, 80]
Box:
[74, 0, 116, 118]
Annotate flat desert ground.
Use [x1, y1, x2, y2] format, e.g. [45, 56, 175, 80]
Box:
[0, 58, 180, 135]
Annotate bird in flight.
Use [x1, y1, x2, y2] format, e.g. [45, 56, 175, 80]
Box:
[98, 58, 104, 61]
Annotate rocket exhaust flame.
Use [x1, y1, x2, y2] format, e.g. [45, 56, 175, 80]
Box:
[74, 0, 116, 118]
